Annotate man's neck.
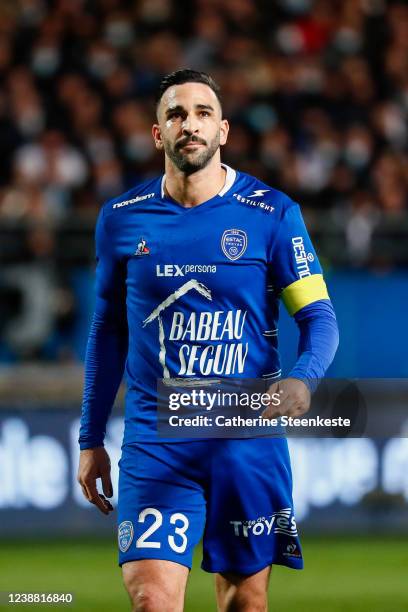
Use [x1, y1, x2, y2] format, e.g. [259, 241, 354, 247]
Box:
[163, 155, 226, 208]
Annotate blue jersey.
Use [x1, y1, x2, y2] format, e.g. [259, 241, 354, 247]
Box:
[80, 164, 330, 445]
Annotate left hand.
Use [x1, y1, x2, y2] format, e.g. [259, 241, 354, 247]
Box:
[262, 377, 311, 420]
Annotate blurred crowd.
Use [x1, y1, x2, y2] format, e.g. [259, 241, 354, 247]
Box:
[0, 0, 407, 361]
[0, 0, 407, 220]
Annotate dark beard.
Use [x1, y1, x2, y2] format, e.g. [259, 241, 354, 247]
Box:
[164, 133, 220, 174]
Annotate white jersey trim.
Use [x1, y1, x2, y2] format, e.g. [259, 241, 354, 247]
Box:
[160, 163, 237, 199]
[219, 163, 237, 196]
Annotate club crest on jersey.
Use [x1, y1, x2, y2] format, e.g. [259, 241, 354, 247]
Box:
[134, 237, 150, 256]
[118, 520, 134, 552]
[221, 229, 247, 261]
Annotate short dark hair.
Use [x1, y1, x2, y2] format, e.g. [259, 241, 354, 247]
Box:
[155, 69, 222, 109]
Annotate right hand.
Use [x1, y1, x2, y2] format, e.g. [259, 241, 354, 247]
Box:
[77, 447, 114, 515]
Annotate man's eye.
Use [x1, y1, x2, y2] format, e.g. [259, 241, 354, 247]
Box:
[200, 111, 210, 117]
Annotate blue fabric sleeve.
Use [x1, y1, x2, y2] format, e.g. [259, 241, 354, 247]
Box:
[78, 207, 128, 450]
[288, 299, 339, 391]
[269, 203, 323, 290]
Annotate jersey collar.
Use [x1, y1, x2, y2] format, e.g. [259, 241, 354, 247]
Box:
[160, 163, 237, 199]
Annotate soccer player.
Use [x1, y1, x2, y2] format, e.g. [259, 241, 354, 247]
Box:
[78, 70, 339, 612]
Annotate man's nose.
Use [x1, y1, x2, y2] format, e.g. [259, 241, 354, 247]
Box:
[181, 114, 199, 134]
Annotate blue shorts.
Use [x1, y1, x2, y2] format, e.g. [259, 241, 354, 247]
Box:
[117, 438, 303, 574]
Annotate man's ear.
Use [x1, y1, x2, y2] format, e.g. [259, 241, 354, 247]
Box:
[152, 124, 164, 150]
[219, 119, 229, 146]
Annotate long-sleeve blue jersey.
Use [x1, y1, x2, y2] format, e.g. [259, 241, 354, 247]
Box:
[79, 164, 338, 448]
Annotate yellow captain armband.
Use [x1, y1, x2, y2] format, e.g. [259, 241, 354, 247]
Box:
[281, 273, 329, 316]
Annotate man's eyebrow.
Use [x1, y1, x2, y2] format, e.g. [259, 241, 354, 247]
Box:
[196, 104, 215, 112]
[164, 103, 215, 116]
[165, 105, 184, 116]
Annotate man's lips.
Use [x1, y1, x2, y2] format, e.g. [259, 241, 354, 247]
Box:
[177, 140, 206, 150]
[182, 143, 203, 149]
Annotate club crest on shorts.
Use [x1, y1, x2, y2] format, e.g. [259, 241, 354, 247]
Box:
[221, 229, 247, 261]
[118, 520, 134, 553]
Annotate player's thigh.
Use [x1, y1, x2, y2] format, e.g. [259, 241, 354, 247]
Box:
[215, 566, 272, 612]
[118, 443, 206, 570]
[122, 558, 188, 612]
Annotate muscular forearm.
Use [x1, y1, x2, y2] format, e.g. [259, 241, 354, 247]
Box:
[79, 309, 128, 449]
